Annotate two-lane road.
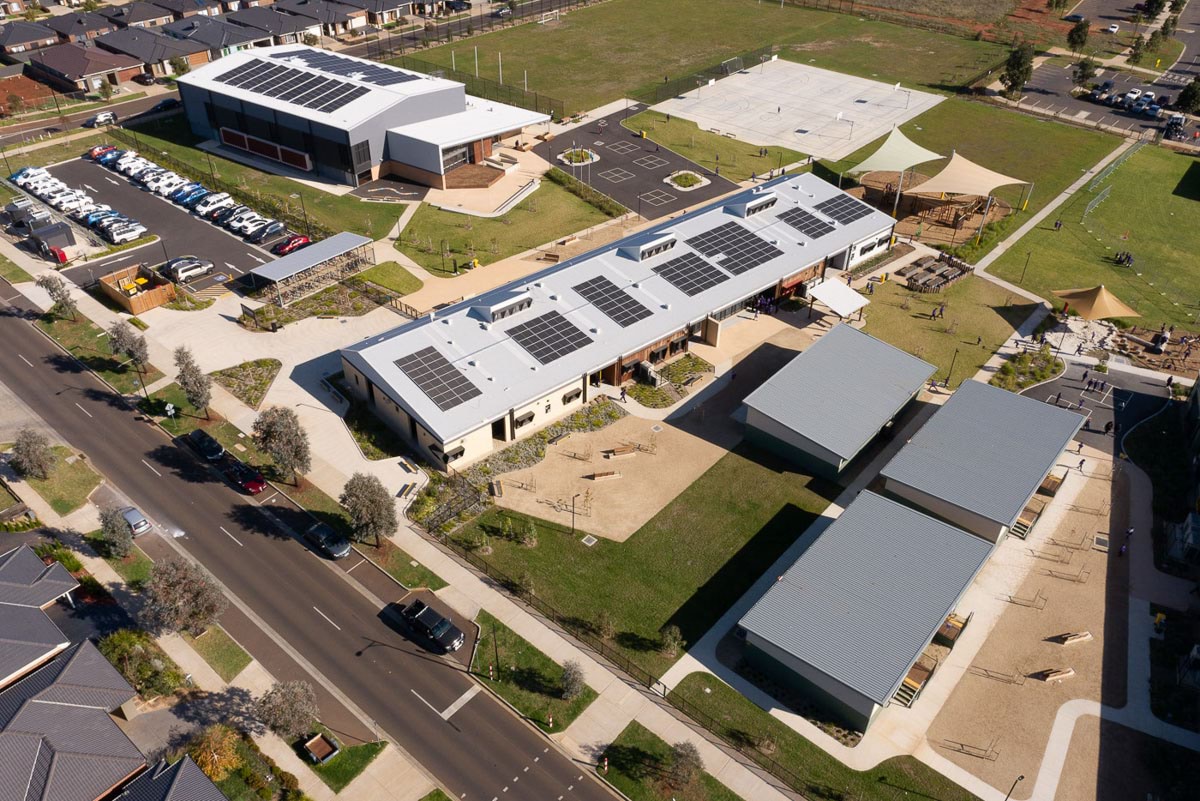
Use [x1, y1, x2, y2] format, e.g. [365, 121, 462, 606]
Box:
[0, 290, 613, 801]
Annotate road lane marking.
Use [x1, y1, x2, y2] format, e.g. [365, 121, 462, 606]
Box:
[411, 689, 440, 716]
[313, 605, 341, 630]
[105, 177, 119, 185]
[141, 459, 161, 476]
[439, 685, 481, 720]
[248, 254, 265, 264]
[103, 254, 135, 265]
[220, 526, 243, 547]
[84, 184, 97, 192]
[73, 402, 92, 418]
[18, 354, 32, 366]
[224, 262, 243, 274]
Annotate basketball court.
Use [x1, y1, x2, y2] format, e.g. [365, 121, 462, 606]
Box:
[652, 59, 943, 161]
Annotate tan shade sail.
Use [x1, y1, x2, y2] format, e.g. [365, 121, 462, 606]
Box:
[906, 152, 1026, 197]
[1051, 285, 1140, 320]
[848, 127, 944, 175]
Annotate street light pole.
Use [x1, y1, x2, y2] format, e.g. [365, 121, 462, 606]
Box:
[1020, 250, 1032, 284]
[946, 348, 959, 387]
[1002, 775, 1025, 801]
[571, 493, 580, 535]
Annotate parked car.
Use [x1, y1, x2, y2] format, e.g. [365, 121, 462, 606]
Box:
[492, 6, 511, 16]
[219, 456, 267, 495]
[401, 599, 465, 652]
[121, 506, 152, 536]
[97, 149, 125, 166]
[105, 224, 147, 244]
[272, 234, 310, 255]
[1105, 23, 1120, 34]
[88, 144, 116, 160]
[186, 428, 225, 461]
[150, 98, 181, 112]
[241, 218, 273, 238]
[247, 220, 287, 244]
[165, 256, 214, 283]
[84, 111, 117, 128]
[194, 193, 231, 216]
[132, 73, 156, 86]
[213, 204, 250, 224]
[181, 189, 211, 208]
[169, 182, 202, 202]
[225, 211, 263, 232]
[303, 523, 352, 560]
[1065, 13, 1085, 22]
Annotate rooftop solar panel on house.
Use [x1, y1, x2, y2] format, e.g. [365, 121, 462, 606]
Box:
[652, 252, 729, 296]
[572, 276, 653, 328]
[814, 195, 876, 225]
[506, 311, 594, 365]
[778, 207, 836, 240]
[396, 346, 483, 412]
[686, 222, 783, 275]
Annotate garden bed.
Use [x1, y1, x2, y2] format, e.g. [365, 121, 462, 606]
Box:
[989, 344, 1063, 391]
[211, 359, 282, 409]
[665, 170, 708, 191]
[82, 530, 153, 591]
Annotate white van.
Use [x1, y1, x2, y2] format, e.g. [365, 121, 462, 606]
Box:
[193, 192, 231, 215]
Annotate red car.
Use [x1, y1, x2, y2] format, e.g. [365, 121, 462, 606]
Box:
[88, 144, 116, 160]
[272, 235, 310, 256]
[219, 456, 267, 495]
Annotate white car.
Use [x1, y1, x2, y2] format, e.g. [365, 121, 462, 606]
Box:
[231, 213, 268, 234]
[15, 168, 49, 188]
[56, 194, 93, 214]
[107, 224, 147, 244]
[193, 192, 231, 215]
[224, 210, 260, 231]
[1105, 23, 1119, 34]
[143, 171, 177, 191]
[154, 175, 189, 196]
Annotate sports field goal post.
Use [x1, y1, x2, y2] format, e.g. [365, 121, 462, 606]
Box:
[538, 10, 559, 24]
[720, 56, 744, 75]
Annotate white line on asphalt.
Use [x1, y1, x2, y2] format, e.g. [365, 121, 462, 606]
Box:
[105, 177, 119, 185]
[248, 254, 265, 264]
[345, 558, 366, 573]
[410, 689, 440, 716]
[18, 354, 32, 366]
[313, 606, 341, 630]
[4, 295, 21, 302]
[74, 402, 92, 418]
[104, 254, 135, 265]
[84, 184, 96, 192]
[439, 685, 481, 720]
[224, 262, 243, 274]
[219, 526, 243, 546]
[141, 459, 161, 476]
[262, 492, 278, 503]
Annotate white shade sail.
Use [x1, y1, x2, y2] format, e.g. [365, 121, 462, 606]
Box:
[906, 152, 1026, 197]
[811, 280, 869, 318]
[848, 127, 943, 175]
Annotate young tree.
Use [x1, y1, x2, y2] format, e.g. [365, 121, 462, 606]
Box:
[108, 320, 135, 358]
[560, 660, 585, 701]
[1067, 19, 1089, 54]
[1162, 14, 1179, 37]
[595, 610, 616, 641]
[174, 346, 212, 417]
[1147, 29, 1165, 54]
[1177, 77, 1200, 113]
[659, 624, 684, 658]
[1045, 0, 1069, 10]
[97, 81, 114, 102]
[168, 56, 190, 76]
[189, 724, 242, 781]
[99, 505, 133, 558]
[6, 94, 23, 116]
[668, 741, 703, 789]
[256, 680, 319, 740]
[253, 406, 311, 483]
[142, 556, 228, 635]
[1130, 34, 1147, 64]
[11, 427, 52, 480]
[1072, 57, 1099, 89]
[302, 32, 319, 46]
[36, 273, 76, 320]
[338, 472, 396, 547]
[1000, 43, 1035, 98]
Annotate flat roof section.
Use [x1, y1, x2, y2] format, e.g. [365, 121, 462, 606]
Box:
[880, 380, 1085, 527]
[250, 231, 372, 283]
[388, 96, 548, 149]
[739, 490, 994, 705]
[742, 324, 935, 462]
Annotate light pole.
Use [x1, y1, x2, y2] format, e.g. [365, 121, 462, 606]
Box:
[1020, 251, 1032, 284]
[1002, 775, 1025, 801]
[290, 192, 310, 237]
[946, 348, 959, 387]
[159, 238, 169, 265]
[571, 493, 581, 535]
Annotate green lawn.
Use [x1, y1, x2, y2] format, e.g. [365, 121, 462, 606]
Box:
[452, 445, 837, 678]
[23, 446, 100, 515]
[601, 721, 743, 801]
[862, 276, 1038, 388]
[823, 98, 1120, 261]
[418, 791, 453, 801]
[671, 673, 979, 801]
[414, 0, 1007, 113]
[297, 730, 386, 792]
[82, 530, 153, 590]
[36, 312, 164, 396]
[989, 146, 1199, 329]
[210, 358, 282, 409]
[623, 110, 805, 182]
[356, 261, 424, 295]
[354, 539, 447, 591]
[184, 625, 252, 683]
[0, 252, 32, 284]
[4, 134, 108, 173]
[396, 181, 609, 275]
[474, 610, 597, 732]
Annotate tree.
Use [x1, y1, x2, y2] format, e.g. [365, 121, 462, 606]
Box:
[1130, 34, 1147, 64]
[302, 33, 319, 46]
[6, 94, 23, 116]
[99, 505, 133, 558]
[668, 741, 703, 789]
[142, 556, 227, 635]
[1067, 19, 1089, 54]
[168, 56, 190, 76]
[560, 660, 585, 701]
[36, 273, 76, 320]
[253, 406, 311, 482]
[595, 610, 616, 641]
[338, 472, 396, 547]
[81, 0, 101, 10]
[1177, 77, 1200, 114]
[11, 427, 52, 480]
[256, 680, 319, 740]
[22, 7, 38, 21]
[1072, 57, 1098, 89]
[1147, 29, 1165, 54]
[1045, 0, 1069, 10]
[108, 320, 135, 359]
[189, 724, 242, 781]
[659, 624, 684, 658]
[1163, 14, 1179, 37]
[1000, 42, 1035, 98]
[174, 346, 212, 417]
[97, 81, 114, 102]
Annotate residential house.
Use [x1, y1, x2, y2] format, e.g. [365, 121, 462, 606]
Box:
[164, 14, 269, 58]
[0, 544, 77, 687]
[44, 11, 116, 44]
[26, 41, 144, 91]
[225, 6, 320, 44]
[149, 0, 223, 19]
[338, 0, 411, 26]
[276, 0, 367, 36]
[98, 3, 175, 29]
[97, 27, 210, 76]
[219, 0, 275, 12]
[112, 756, 230, 801]
[0, 21, 58, 56]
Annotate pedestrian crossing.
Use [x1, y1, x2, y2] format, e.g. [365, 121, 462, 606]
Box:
[190, 282, 231, 300]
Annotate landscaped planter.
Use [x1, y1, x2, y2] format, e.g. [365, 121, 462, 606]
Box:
[557, 147, 599, 167]
[665, 170, 710, 191]
[303, 732, 341, 765]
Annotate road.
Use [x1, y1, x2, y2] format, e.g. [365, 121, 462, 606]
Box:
[0, 287, 614, 801]
[0, 93, 179, 147]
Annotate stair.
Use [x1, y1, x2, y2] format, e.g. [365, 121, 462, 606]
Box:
[1010, 518, 1032, 539]
[892, 679, 919, 708]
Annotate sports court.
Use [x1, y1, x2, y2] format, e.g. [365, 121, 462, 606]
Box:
[652, 59, 943, 161]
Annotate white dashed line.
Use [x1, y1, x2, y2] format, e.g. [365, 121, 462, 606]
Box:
[312, 605, 341, 630]
[141, 459, 161, 477]
[18, 354, 32, 366]
[219, 526, 243, 547]
[74, 402, 92, 418]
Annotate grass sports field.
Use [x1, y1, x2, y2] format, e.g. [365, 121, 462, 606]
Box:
[414, 0, 1007, 113]
[989, 146, 1200, 329]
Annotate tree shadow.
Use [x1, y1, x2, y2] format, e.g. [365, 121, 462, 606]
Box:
[172, 686, 264, 735]
[603, 743, 663, 782]
[225, 502, 292, 542]
[81, 386, 134, 411]
[41, 351, 87, 377]
[504, 665, 557, 698]
[614, 631, 660, 653]
[144, 443, 217, 486]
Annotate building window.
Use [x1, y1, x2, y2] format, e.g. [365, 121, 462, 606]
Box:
[351, 140, 371, 169]
[444, 446, 465, 463]
[442, 144, 469, 172]
[562, 388, 582, 405]
[710, 297, 750, 323]
[514, 411, 534, 428]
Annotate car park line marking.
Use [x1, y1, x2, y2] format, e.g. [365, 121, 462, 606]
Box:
[84, 184, 97, 192]
[73, 402, 93, 418]
[18, 354, 32, 366]
[262, 492, 278, 503]
[345, 558, 366, 573]
[105, 177, 119, 185]
[313, 605, 341, 630]
[219, 526, 244, 547]
[140, 459, 161, 477]
[248, 254, 265, 264]
[224, 262, 243, 274]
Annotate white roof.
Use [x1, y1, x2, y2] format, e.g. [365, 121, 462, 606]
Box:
[342, 173, 896, 444]
[389, 96, 549, 148]
[176, 44, 461, 130]
[810, 279, 869, 318]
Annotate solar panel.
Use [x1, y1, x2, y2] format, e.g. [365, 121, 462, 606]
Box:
[573, 276, 653, 328]
[653, 252, 729, 296]
[395, 346, 482, 412]
[506, 311, 594, 365]
[814, 195, 876, 224]
[685, 222, 783, 275]
[317, 85, 370, 113]
[778, 207, 836, 240]
[270, 49, 419, 87]
[215, 60, 260, 83]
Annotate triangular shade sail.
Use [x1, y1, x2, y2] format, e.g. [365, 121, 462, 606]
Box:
[848, 127, 943, 175]
[906, 152, 1026, 197]
[810, 280, 869, 318]
[1051, 285, 1140, 320]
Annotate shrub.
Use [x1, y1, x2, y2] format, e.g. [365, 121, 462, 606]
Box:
[561, 660, 586, 701]
[544, 167, 626, 217]
[98, 628, 185, 697]
[34, 542, 83, 573]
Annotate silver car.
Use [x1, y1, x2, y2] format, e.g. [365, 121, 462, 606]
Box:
[121, 506, 152, 537]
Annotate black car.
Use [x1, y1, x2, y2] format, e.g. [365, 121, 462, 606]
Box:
[246, 220, 286, 244]
[151, 98, 181, 113]
[219, 456, 268, 494]
[186, 429, 225, 461]
[401, 599, 465, 652]
[303, 523, 352, 560]
[132, 73, 156, 86]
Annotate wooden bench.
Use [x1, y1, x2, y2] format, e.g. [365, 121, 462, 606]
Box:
[539, 252, 561, 263]
[591, 471, 621, 481]
[1058, 631, 1093, 646]
[548, 431, 571, 445]
[397, 483, 415, 499]
[682, 375, 701, 388]
[1040, 668, 1075, 683]
[607, 446, 636, 459]
[490, 479, 504, 498]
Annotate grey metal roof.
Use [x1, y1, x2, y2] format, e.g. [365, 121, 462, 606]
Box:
[0, 22, 57, 47]
[742, 324, 935, 462]
[0, 606, 68, 684]
[114, 757, 229, 801]
[0, 545, 79, 609]
[96, 27, 208, 64]
[163, 16, 264, 49]
[739, 491, 993, 705]
[880, 380, 1084, 527]
[250, 231, 372, 283]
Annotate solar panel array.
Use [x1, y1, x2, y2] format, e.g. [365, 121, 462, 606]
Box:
[778, 207, 836, 240]
[685, 222, 783, 275]
[213, 58, 371, 113]
[814, 195, 876, 224]
[271, 49, 419, 87]
[573, 276, 654, 328]
[395, 346, 482, 412]
[653, 252, 729, 296]
[506, 311, 594, 365]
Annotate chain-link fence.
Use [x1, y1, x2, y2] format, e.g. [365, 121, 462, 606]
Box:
[388, 54, 565, 118]
[630, 45, 777, 106]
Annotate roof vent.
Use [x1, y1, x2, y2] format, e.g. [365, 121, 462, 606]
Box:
[549, 294, 558, 301]
[468, 360, 476, 366]
[441, 318, 451, 324]
[661, 304, 671, 310]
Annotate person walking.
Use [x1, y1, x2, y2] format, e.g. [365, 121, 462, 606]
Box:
[1083, 369, 1089, 383]
[976, 335, 982, 346]
[1118, 543, 1127, 558]
[1078, 458, 1086, 472]
[1126, 527, 1134, 540]
[1054, 392, 1062, 405]
[1104, 421, 1114, 435]
[619, 387, 627, 403]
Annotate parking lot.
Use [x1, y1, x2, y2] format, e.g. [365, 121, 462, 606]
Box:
[1021, 61, 1190, 136]
[43, 156, 292, 297]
